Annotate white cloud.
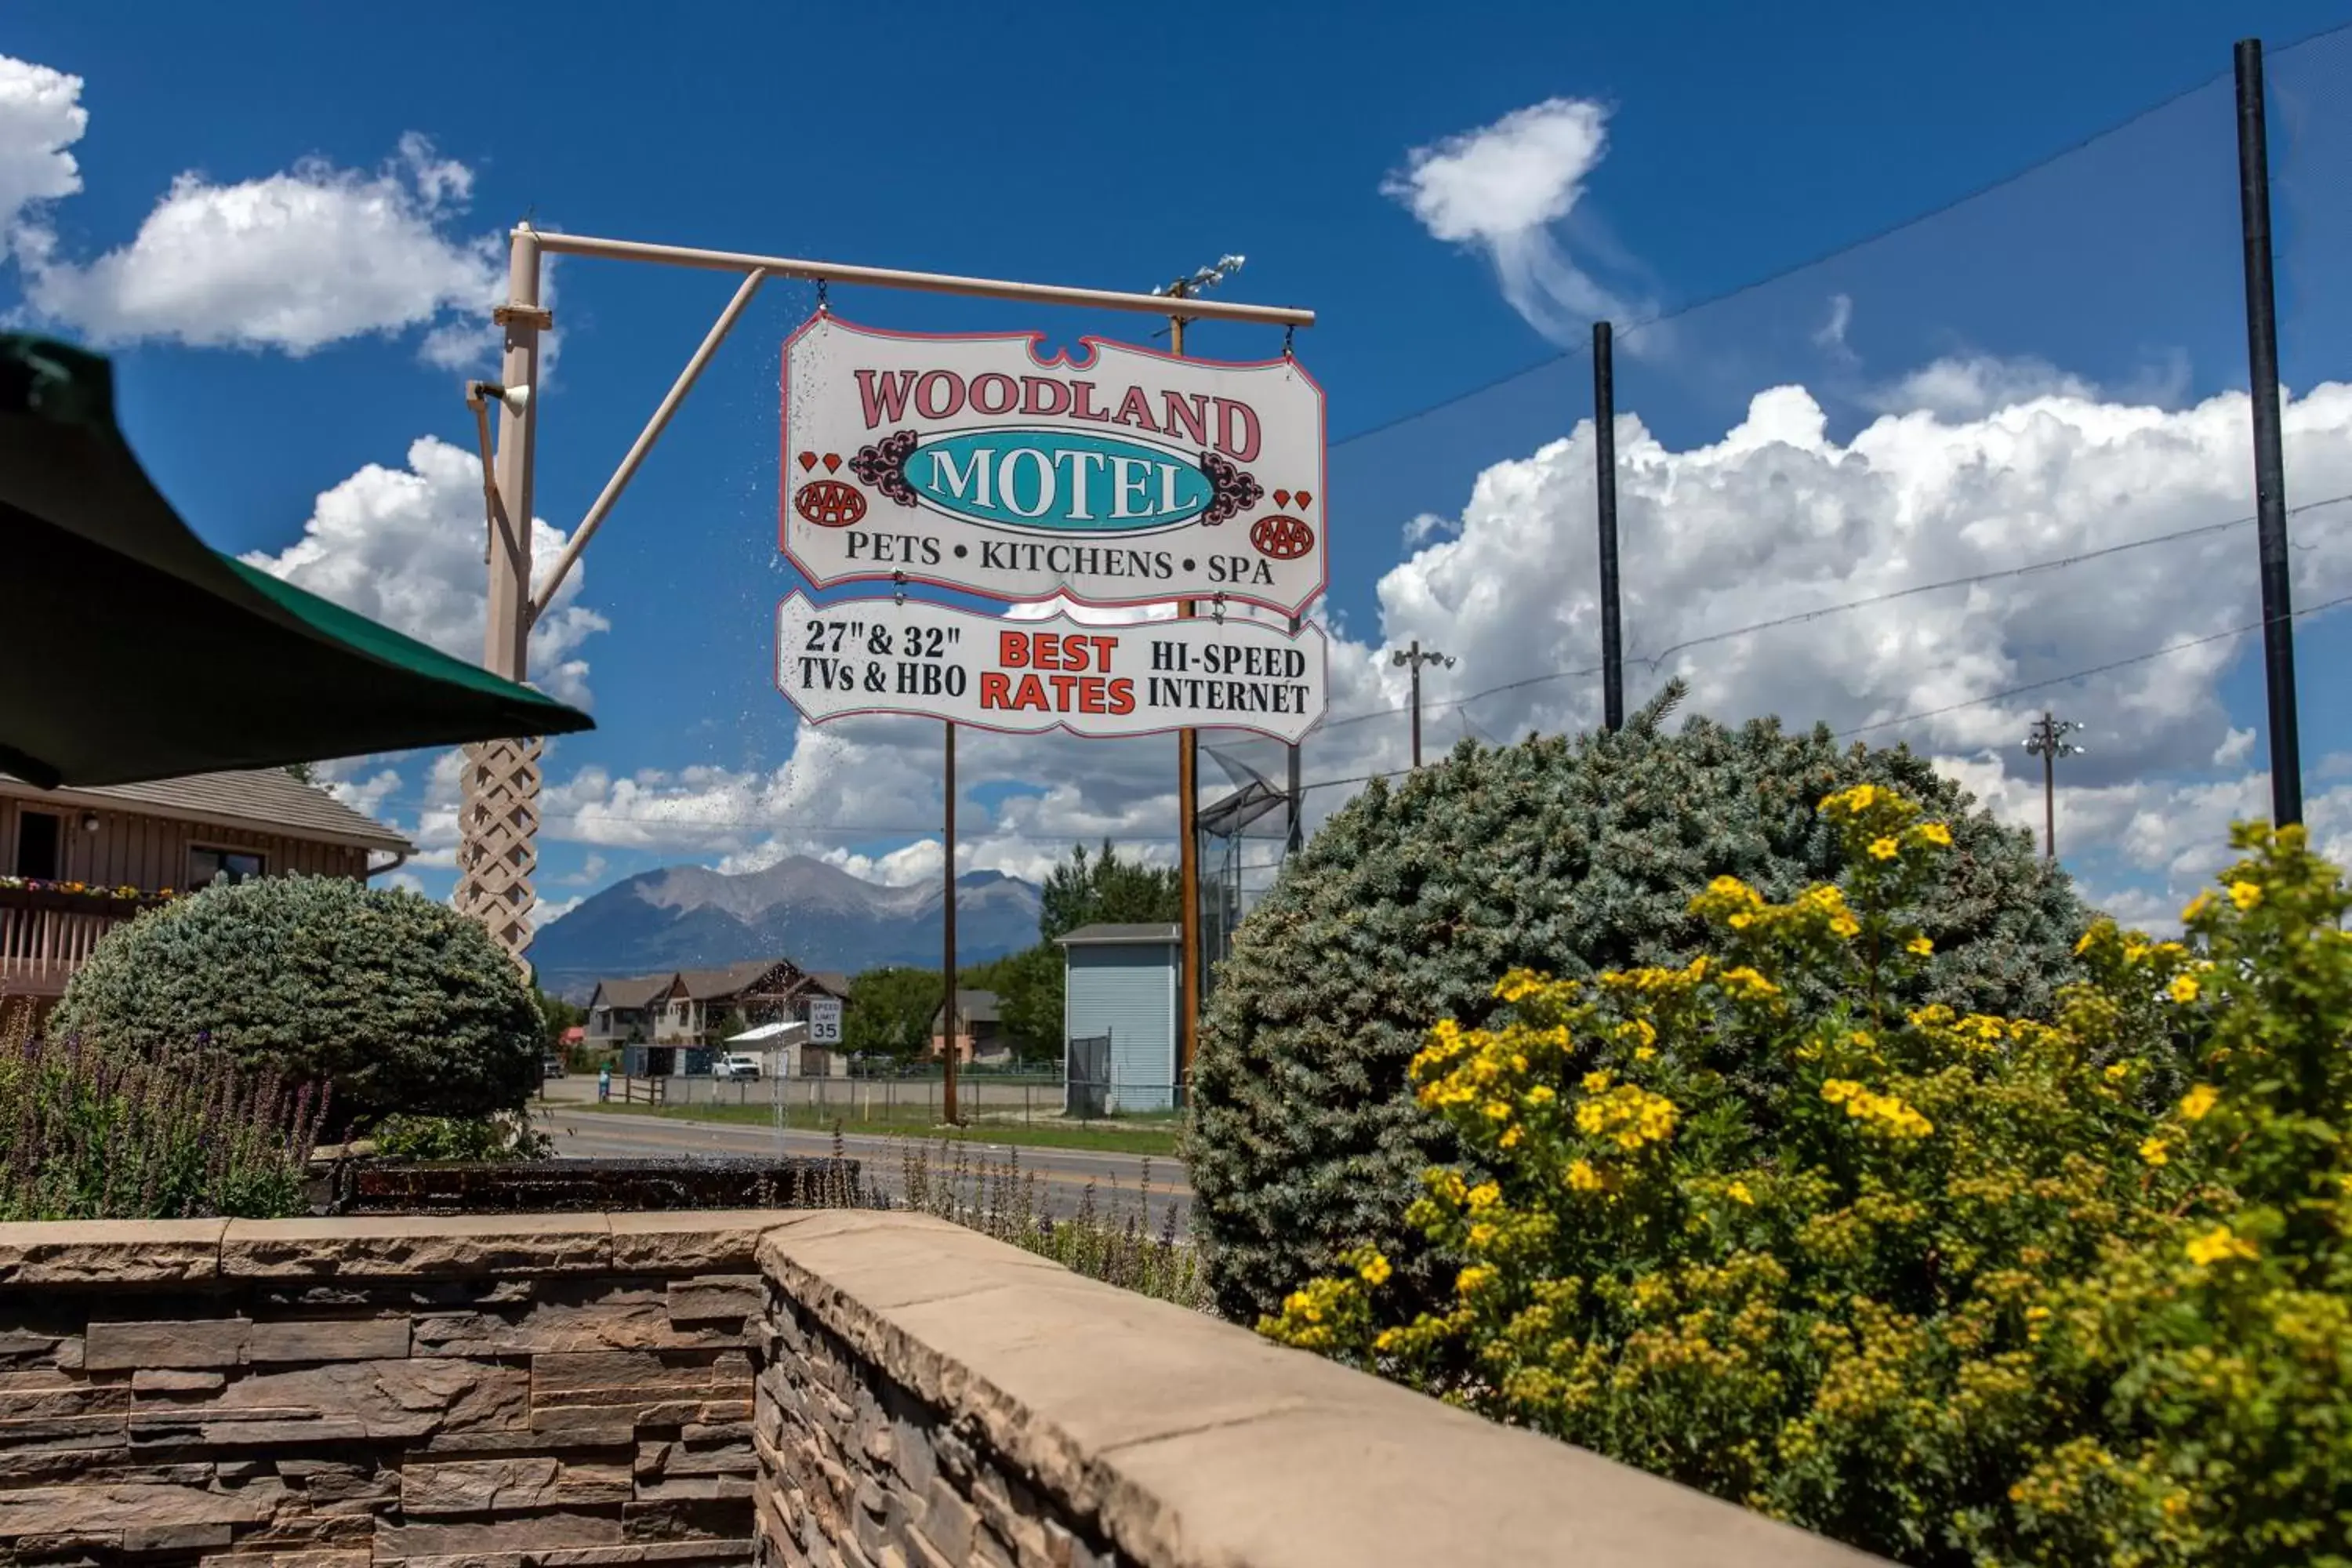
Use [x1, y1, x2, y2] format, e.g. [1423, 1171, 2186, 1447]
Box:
[401, 748, 469, 870]
[241, 434, 608, 706]
[322, 766, 405, 822]
[2029, 763, 2352, 935]
[352, 358, 2352, 946]
[1813, 293, 1856, 365]
[1863, 353, 2099, 419]
[1381, 98, 1649, 347]
[1402, 512, 1457, 546]
[555, 853, 609, 888]
[16, 129, 506, 361]
[0, 56, 85, 236]
[1000, 594, 1174, 626]
[536, 894, 584, 925]
[806, 840, 952, 887]
[1372, 377, 2352, 787]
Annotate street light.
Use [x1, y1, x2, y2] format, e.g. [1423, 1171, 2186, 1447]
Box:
[1392, 641, 1457, 769]
[2024, 711, 2085, 861]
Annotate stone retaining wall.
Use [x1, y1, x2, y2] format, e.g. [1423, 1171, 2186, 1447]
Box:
[0, 1210, 1885, 1568]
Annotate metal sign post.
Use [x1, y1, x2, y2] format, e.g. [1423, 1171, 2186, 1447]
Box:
[462, 224, 1315, 990]
[1592, 320, 1624, 733]
[943, 719, 959, 1125]
[2233, 38, 2303, 827]
[1169, 297, 1201, 1100]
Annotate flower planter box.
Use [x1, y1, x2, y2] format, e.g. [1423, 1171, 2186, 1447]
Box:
[332, 1155, 863, 1214]
[0, 884, 170, 918]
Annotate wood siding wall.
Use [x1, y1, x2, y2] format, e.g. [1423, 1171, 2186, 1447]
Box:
[0, 797, 369, 890]
[0, 797, 378, 1002]
[1065, 942, 1180, 1113]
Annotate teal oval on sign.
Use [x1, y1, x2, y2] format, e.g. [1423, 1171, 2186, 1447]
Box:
[907, 430, 1211, 532]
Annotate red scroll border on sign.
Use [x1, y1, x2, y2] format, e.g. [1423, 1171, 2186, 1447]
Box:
[775, 312, 1329, 619]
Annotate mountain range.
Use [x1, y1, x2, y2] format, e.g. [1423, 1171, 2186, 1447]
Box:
[529, 856, 1044, 1002]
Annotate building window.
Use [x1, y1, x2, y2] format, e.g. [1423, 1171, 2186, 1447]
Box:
[13, 811, 60, 880]
[190, 847, 267, 887]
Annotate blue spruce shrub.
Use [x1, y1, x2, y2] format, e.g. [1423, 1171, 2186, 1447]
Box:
[53, 875, 540, 1130]
[1186, 684, 2094, 1326]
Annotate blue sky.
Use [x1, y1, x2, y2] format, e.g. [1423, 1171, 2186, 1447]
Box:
[7, 2, 2352, 935]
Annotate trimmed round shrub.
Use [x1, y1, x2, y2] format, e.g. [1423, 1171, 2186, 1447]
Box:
[53, 875, 540, 1130]
[1189, 686, 2093, 1326]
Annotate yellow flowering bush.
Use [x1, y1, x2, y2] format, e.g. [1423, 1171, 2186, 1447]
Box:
[1263, 788, 2352, 1566]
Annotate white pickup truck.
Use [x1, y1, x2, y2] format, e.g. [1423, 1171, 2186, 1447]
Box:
[713, 1053, 763, 1081]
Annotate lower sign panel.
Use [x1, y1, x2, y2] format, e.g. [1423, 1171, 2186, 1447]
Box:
[776, 591, 1328, 745]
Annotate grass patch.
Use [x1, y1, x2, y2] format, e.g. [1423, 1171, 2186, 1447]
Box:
[571, 1099, 1183, 1157]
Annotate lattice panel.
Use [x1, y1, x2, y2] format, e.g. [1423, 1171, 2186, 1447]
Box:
[455, 735, 542, 978]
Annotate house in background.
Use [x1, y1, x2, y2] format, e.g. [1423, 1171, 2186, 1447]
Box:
[585, 975, 670, 1066]
[0, 768, 411, 1008]
[591, 960, 851, 1076]
[931, 989, 1006, 1065]
[1057, 923, 1181, 1114]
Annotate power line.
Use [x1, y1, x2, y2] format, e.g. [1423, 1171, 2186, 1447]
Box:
[352, 503, 2352, 839]
[359, 537, 2352, 834]
[1831, 590, 2352, 740]
[364, 590, 2352, 852]
[1298, 590, 2352, 797]
[352, 798, 1193, 841]
[1632, 492, 2352, 675]
[1305, 489, 2352, 737]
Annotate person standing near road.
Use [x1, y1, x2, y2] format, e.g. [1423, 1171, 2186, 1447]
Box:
[598, 1063, 612, 1102]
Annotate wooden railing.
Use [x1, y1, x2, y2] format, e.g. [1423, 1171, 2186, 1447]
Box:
[0, 886, 160, 999]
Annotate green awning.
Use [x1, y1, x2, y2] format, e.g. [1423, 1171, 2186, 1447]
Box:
[0, 335, 592, 789]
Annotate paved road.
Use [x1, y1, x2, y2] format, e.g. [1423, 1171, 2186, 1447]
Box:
[532, 1102, 1192, 1232]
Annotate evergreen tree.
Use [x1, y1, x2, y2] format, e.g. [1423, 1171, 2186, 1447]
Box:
[982, 942, 1066, 1063]
[1040, 840, 1179, 940]
[843, 966, 942, 1065]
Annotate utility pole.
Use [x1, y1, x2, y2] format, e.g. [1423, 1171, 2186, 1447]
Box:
[1156, 252, 1246, 1101]
[941, 719, 958, 1126]
[2234, 38, 2303, 827]
[2024, 711, 2085, 862]
[1593, 321, 1624, 732]
[1391, 641, 1457, 769]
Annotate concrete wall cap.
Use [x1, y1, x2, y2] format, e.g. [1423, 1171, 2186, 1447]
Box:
[0, 1218, 227, 1287]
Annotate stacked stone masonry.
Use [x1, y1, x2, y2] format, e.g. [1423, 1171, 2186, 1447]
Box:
[0, 1210, 1886, 1568]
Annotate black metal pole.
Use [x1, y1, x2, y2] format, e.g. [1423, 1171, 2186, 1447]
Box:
[1286, 613, 1305, 854]
[1593, 321, 1624, 732]
[2236, 38, 2303, 826]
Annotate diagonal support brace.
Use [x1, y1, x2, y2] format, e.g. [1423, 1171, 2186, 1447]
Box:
[532, 268, 768, 618]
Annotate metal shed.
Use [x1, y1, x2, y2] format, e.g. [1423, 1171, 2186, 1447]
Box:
[1057, 922, 1181, 1114]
